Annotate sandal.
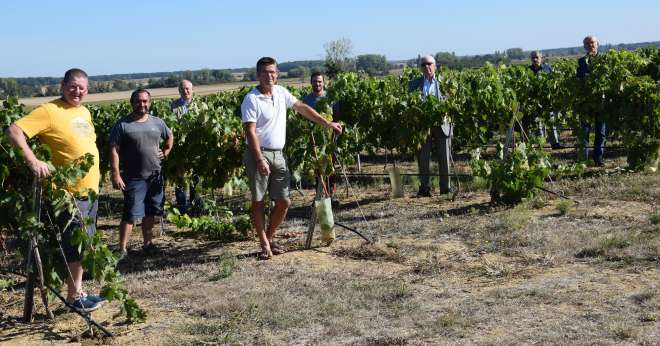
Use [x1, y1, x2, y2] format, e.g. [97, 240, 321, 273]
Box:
[258, 245, 273, 260]
[270, 242, 286, 255]
[257, 251, 272, 260]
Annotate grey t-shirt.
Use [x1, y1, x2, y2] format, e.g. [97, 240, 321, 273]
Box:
[109, 115, 171, 179]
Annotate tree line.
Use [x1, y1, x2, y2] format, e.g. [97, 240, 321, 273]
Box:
[1, 40, 657, 98]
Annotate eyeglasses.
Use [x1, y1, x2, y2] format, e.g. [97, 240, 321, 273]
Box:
[420, 62, 434, 66]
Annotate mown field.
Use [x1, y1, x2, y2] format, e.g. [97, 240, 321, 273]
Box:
[1, 148, 658, 345]
[17, 78, 307, 108]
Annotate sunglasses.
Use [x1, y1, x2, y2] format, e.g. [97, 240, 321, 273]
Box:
[420, 62, 434, 66]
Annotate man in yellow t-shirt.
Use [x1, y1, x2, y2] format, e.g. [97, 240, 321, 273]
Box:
[5, 68, 104, 312]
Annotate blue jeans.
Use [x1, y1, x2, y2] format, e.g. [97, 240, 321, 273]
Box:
[582, 117, 606, 163]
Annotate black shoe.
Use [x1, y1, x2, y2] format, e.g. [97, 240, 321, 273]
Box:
[416, 188, 432, 197]
[142, 242, 160, 255]
[117, 249, 128, 262]
[594, 160, 605, 167]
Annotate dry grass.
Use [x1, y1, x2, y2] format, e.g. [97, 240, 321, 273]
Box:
[1, 161, 659, 345]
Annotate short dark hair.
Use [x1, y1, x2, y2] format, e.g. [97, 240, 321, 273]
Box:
[256, 57, 277, 73]
[130, 88, 151, 104]
[62, 68, 88, 84]
[310, 71, 324, 83]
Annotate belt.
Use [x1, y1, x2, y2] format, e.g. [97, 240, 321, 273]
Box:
[261, 147, 283, 152]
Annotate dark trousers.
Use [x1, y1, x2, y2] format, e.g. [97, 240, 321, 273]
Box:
[523, 114, 560, 146]
[582, 117, 607, 163]
[175, 176, 199, 214]
[417, 127, 444, 193]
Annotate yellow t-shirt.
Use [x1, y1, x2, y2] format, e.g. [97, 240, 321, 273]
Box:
[15, 98, 100, 194]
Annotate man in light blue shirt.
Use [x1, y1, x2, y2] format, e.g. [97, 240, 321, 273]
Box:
[408, 55, 446, 197]
[169, 80, 202, 214]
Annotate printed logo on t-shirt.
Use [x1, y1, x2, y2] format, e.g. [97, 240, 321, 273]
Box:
[71, 116, 95, 139]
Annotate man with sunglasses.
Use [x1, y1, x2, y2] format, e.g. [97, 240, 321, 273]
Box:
[408, 55, 450, 197]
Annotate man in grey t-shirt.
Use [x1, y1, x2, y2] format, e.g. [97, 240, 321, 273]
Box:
[110, 89, 173, 257]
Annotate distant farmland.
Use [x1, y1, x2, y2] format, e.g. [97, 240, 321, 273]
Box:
[18, 78, 307, 107]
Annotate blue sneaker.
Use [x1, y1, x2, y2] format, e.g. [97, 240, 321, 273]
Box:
[83, 293, 107, 305]
[69, 296, 101, 312]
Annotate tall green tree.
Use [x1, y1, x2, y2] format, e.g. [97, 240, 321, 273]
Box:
[356, 54, 389, 76]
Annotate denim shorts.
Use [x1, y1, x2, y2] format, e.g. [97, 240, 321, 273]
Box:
[122, 172, 164, 223]
[59, 198, 98, 263]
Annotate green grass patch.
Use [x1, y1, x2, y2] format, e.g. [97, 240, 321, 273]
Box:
[556, 200, 575, 215]
[649, 213, 660, 225]
[0, 278, 12, 290]
[210, 253, 238, 281]
[601, 236, 632, 249]
[500, 203, 533, 232]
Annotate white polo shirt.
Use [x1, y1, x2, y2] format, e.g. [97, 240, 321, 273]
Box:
[241, 85, 298, 150]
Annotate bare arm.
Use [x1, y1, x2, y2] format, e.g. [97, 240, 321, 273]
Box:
[292, 101, 343, 134]
[243, 122, 270, 176]
[109, 143, 125, 190]
[160, 132, 174, 159]
[5, 123, 50, 178]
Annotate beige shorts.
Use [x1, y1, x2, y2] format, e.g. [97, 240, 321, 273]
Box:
[244, 149, 290, 202]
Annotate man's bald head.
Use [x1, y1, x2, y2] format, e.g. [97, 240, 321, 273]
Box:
[179, 79, 193, 102]
[583, 35, 599, 56]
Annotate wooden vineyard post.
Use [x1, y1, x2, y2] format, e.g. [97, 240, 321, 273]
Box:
[23, 180, 53, 322]
[33, 245, 54, 319]
[305, 179, 323, 249]
[304, 200, 317, 249]
[22, 240, 35, 322]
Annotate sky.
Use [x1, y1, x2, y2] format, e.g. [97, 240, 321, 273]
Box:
[1, 0, 659, 78]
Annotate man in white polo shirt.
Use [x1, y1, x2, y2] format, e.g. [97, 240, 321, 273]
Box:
[242, 57, 342, 260]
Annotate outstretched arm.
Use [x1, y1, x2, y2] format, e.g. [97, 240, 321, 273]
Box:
[292, 101, 343, 134]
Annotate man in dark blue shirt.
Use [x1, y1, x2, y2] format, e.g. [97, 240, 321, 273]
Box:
[577, 35, 606, 166]
[302, 72, 326, 109]
[302, 72, 340, 198]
